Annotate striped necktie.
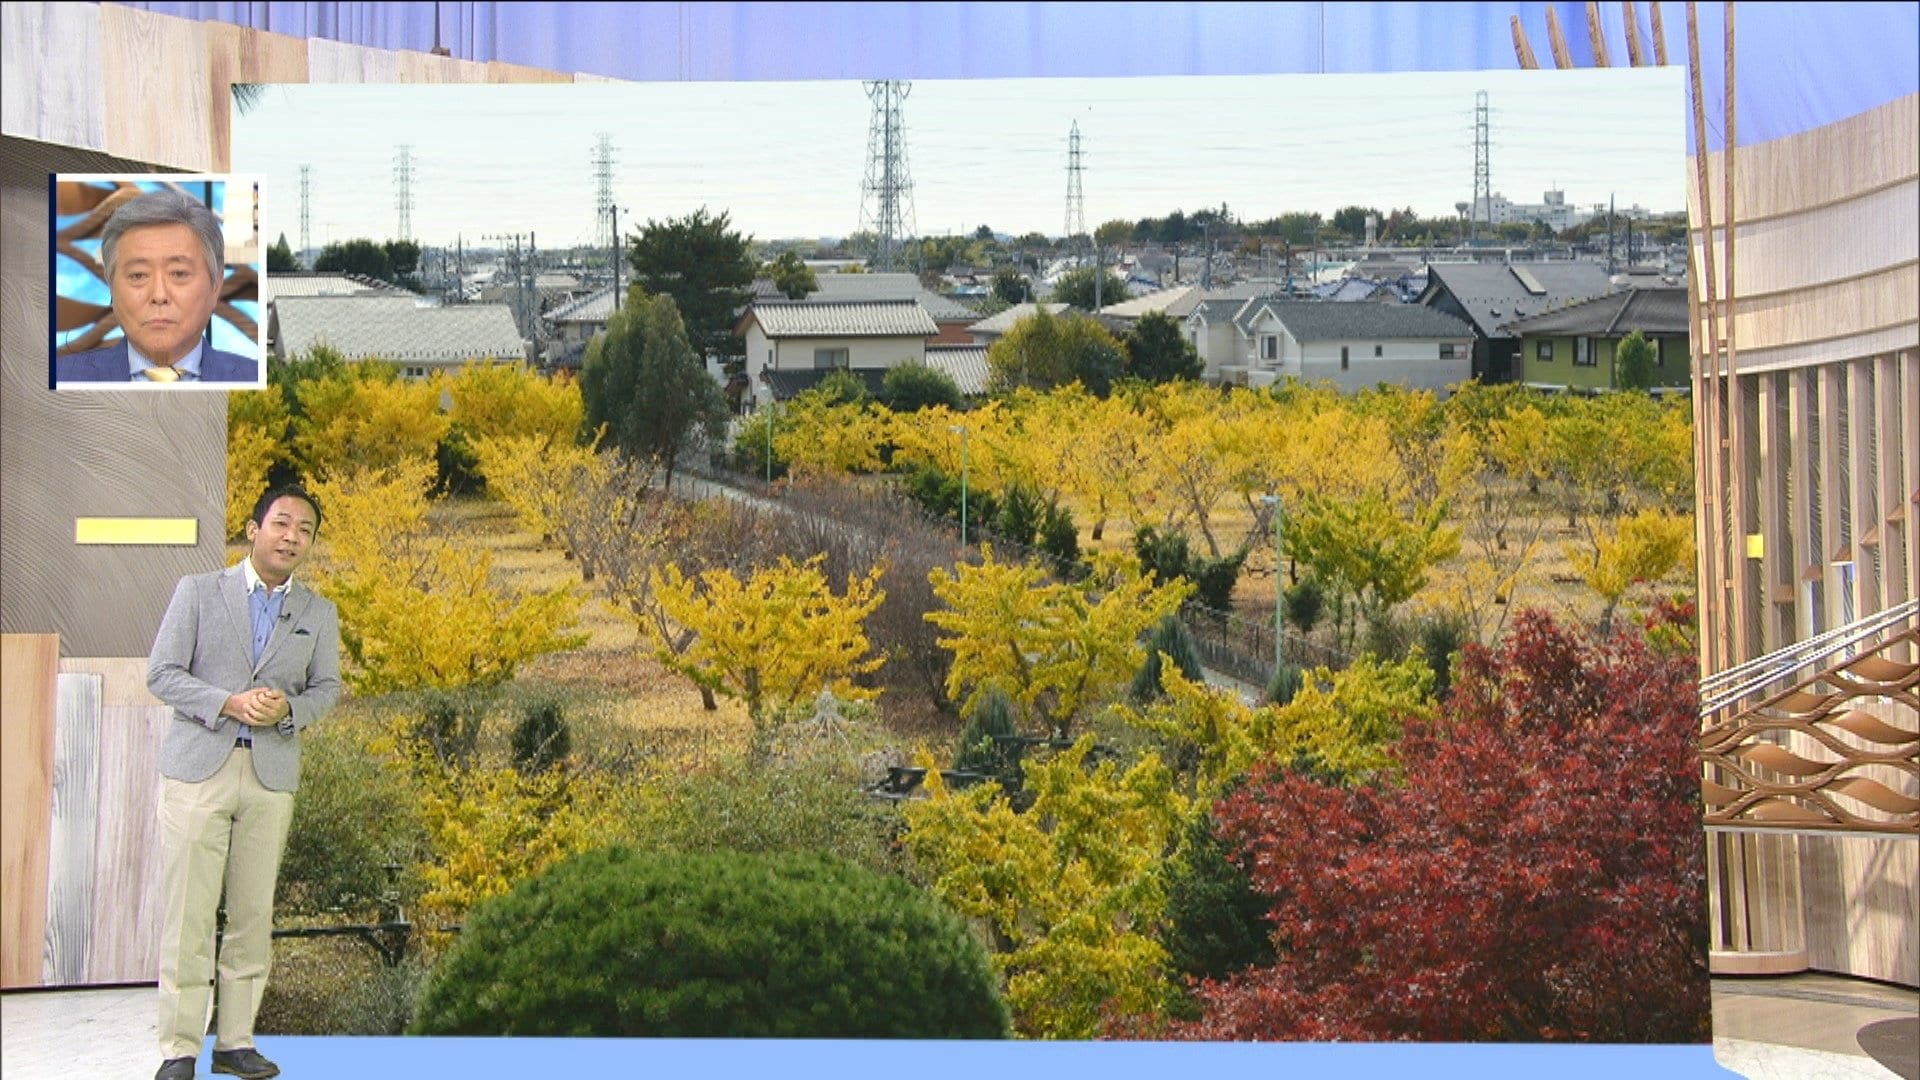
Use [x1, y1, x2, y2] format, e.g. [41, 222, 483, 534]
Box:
[143, 367, 181, 382]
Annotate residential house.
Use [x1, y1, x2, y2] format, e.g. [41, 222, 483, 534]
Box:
[965, 302, 1072, 346]
[269, 294, 527, 379]
[737, 300, 938, 409]
[1196, 298, 1474, 393]
[748, 272, 978, 344]
[1417, 261, 1614, 382]
[542, 284, 618, 370]
[1504, 286, 1690, 392]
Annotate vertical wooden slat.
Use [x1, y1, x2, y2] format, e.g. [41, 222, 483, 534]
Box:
[1850, 358, 1880, 616]
[44, 674, 102, 985]
[1, 634, 59, 989]
[85, 705, 169, 984]
[0, 3, 107, 152]
[1903, 351, 1920, 630]
[1757, 373, 1788, 652]
[98, 4, 214, 171]
[1877, 354, 1904, 617]
[204, 22, 311, 172]
[1787, 369, 1818, 640]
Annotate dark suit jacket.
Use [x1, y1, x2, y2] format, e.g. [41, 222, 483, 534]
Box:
[56, 338, 260, 385]
[147, 564, 342, 792]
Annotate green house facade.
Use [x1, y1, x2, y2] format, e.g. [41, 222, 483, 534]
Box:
[1505, 286, 1691, 391]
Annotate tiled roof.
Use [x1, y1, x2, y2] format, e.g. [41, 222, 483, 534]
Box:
[1499, 287, 1689, 337]
[1420, 262, 1615, 337]
[1239, 299, 1475, 341]
[271, 295, 525, 364]
[923, 345, 989, 396]
[1097, 285, 1198, 320]
[747, 272, 978, 323]
[746, 300, 939, 338]
[966, 302, 1072, 336]
[262, 272, 407, 304]
[547, 285, 617, 324]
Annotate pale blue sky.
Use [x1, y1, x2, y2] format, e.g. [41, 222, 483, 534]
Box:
[232, 66, 1684, 252]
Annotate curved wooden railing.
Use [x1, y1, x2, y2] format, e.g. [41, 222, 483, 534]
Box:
[1699, 601, 1920, 836]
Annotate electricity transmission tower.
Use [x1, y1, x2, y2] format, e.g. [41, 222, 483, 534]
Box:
[592, 133, 617, 266]
[859, 80, 915, 272]
[393, 144, 416, 242]
[298, 165, 311, 261]
[1065, 120, 1087, 256]
[1472, 91, 1491, 241]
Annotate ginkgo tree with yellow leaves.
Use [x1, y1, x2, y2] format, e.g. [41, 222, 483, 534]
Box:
[303, 458, 586, 694]
[902, 738, 1190, 1039]
[649, 555, 886, 739]
[926, 549, 1190, 737]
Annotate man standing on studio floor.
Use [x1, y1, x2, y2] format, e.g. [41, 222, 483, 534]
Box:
[147, 486, 340, 1080]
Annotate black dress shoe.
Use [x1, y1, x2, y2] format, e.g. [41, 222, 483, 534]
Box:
[156, 1058, 195, 1080]
[211, 1047, 280, 1079]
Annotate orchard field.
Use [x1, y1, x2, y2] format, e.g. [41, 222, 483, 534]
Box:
[235, 351, 1709, 1043]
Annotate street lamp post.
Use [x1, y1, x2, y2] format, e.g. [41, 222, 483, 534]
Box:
[1261, 493, 1286, 674]
[950, 424, 970, 545]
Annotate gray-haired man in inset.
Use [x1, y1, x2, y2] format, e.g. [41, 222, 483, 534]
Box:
[147, 484, 341, 1079]
[57, 188, 258, 385]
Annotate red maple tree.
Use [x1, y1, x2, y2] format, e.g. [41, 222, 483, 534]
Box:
[1179, 607, 1710, 1042]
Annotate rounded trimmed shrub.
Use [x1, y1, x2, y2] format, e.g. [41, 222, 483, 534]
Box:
[409, 847, 1010, 1039]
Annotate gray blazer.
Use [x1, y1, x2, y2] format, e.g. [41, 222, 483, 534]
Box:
[147, 563, 342, 792]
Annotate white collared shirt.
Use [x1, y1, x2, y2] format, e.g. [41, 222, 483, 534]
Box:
[241, 555, 294, 598]
[127, 339, 205, 381]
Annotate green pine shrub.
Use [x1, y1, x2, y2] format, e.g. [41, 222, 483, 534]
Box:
[410, 847, 1011, 1039]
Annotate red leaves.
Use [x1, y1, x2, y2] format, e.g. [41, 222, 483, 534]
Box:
[1182, 609, 1710, 1043]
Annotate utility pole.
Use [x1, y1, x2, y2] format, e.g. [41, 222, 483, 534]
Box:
[860, 80, 916, 271]
[1473, 91, 1491, 241]
[609, 204, 625, 312]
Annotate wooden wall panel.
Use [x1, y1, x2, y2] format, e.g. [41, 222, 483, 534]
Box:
[1799, 835, 1919, 986]
[306, 38, 399, 83]
[43, 674, 102, 985]
[1696, 265, 1919, 365]
[1689, 182, 1918, 299]
[0, 634, 58, 989]
[85, 705, 169, 984]
[488, 60, 571, 83]
[0, 3, 106, 152]
[1690, 93, 1918, 225]
[395, 49, 491, 84]
[204, 23, 310, 172]
[98, 4, 213, 172]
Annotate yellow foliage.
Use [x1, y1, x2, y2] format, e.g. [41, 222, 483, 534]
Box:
[304, 461, 587, 694]
[903, 738, 1187, 1038]
[926, 547, 1191, 734]
[1250, 655, 1434, 779]
[774, 396, 887, 476]
[293, 365, 452, 480]
[1580, 507, 1697, 611]
[413, 760, 637, 929]
[445, 362, 583, 447]
[649, 555, 886, 726]
[225, 423, 281, 540]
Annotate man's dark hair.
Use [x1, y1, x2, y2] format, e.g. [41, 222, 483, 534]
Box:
[251, 484, 323, 534]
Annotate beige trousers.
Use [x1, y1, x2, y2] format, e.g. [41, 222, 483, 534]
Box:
[156, 749, 295, 1060]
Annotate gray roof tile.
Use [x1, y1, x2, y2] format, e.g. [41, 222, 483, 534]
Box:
[271, 295, 525, 364]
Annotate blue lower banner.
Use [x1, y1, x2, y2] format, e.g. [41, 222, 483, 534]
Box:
[246, 1037, 1743, 1079]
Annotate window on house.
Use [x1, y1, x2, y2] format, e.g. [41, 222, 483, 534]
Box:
[813, 347, 850, 370]
[1261, 334, 1278, 361]
[1440, 343, 1457, 360]
[1655, 337, 1669, 367]
[1373, 344, 1383, 358]
[1340, 346, 1350, 370]
[1574, 338, 1593, 366]
[1537, 340, 1553, 361]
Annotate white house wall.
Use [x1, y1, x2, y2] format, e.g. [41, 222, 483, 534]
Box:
[1296, 340, 1472, 394]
